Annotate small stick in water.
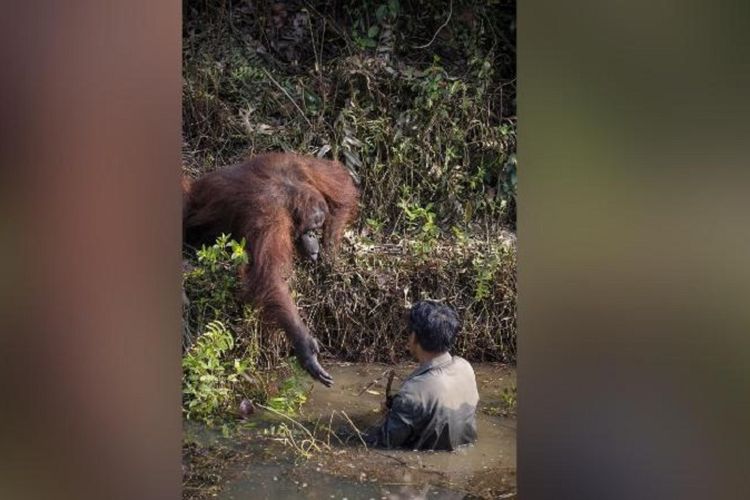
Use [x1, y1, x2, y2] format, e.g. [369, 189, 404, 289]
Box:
[385, 369, 396, 408]
[356, 368, 392, 396]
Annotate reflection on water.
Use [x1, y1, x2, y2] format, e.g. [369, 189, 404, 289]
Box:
[189, 362, 516, 499]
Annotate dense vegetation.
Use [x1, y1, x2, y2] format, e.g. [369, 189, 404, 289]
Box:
[182, 0, 516, 422]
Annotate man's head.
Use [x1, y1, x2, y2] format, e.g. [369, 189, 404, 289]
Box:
[407, 301, 460, 361]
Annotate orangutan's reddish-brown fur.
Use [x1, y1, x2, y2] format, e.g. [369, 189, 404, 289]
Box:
[182, 153, 359, 386]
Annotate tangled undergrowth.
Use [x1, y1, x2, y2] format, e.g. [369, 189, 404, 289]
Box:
[182, 0, 517, 423]
[183, 0, 516, 230]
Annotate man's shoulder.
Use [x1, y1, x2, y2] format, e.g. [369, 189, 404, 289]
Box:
[398, 377, 423, 397]
[449, 355, 476, 373]
[400, 355, 475, 390]
[396, 375, 434, 407]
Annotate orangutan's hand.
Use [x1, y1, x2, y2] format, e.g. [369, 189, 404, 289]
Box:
[294, 335, 333, 387]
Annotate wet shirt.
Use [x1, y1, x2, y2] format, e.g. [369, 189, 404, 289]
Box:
[366, 353, 479, 451]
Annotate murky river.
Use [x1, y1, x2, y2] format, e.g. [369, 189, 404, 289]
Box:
[184, 362, 516, 499]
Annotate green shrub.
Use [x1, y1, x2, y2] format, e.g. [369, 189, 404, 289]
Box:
[182, 320, 249, 425]
[500, 385, 518, 416]
[183, 233, 248, 347]
[398, 199, 440, 257]
[183, 234, 313, 422]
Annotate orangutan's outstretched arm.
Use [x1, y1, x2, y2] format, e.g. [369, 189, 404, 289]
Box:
[242, 216, 333, 387]
[260, 275, 332, 387]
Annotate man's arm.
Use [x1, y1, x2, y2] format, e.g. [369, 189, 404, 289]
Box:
[366, 394, 417, 449]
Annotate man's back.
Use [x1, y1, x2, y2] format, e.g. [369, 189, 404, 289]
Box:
[371, 353, 479, 451]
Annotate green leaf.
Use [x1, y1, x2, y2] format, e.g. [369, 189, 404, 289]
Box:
[376, 4, 388, 21]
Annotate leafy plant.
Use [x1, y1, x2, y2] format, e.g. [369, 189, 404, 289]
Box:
[398, 199, 440, 257]
[451, 225, 469, 245]
[197, 233, 249, 269]
[351, 0, 399, 49]
[365, 217, 384, 233]
[472, 254, 498, 302]
[183, 234, 248, 340]
[182, 320, 249, 425]
[500, 385, 517, 415]
[482, 384, 517, 418]
[471, 242, 513, 302]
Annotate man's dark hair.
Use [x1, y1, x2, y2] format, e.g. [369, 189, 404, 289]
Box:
[408, 301, 460, 353]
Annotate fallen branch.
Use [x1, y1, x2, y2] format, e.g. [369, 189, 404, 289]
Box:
[412, 0, 453, 49]
[256, 402, 330, 452]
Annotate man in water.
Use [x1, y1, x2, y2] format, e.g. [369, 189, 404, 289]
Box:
[364, 300, 479, 451]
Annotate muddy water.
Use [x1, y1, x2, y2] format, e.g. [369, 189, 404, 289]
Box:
[301, 363, 516, 485]
[189, 362, 516, 499]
